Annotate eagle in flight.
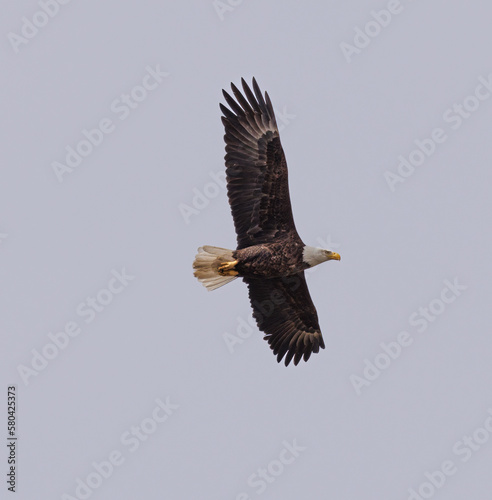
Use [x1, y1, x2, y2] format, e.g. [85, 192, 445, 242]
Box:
[193, 78, 340, 366]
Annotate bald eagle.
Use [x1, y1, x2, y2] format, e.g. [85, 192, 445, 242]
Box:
[193, 78, 340, 366]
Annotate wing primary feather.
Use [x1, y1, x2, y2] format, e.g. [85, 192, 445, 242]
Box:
[231, 82, 254, 115]
[241, 78, 262, 113]
[220, 103, 236, 119]
[284, 348, 296, 366]
[222, 89, 245, 116]
[264, 92, 278, 128]
[275, 340, 290, 361]
[252, 77, 268, 114]
[293, 347, 305, 366]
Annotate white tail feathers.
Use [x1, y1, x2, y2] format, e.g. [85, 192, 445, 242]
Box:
[193, 246, 238, 291]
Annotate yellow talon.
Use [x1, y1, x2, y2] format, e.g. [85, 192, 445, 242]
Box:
[218, 260, 238, 275]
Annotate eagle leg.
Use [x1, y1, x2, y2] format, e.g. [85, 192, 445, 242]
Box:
[218, 259, 239, 276]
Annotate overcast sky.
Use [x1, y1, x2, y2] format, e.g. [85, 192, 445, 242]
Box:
[1, 1, 492, 499]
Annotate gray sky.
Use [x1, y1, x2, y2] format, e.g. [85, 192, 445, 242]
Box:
[1, 1, 492, 499]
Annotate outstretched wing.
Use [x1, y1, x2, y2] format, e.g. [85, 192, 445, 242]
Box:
[243, 272, 325, 366]
[221, 78, 301, 249]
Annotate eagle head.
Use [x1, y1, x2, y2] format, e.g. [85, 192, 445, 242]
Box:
[303, 246, 341, 268]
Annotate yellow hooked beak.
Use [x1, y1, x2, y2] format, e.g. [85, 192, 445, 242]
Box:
[328, 252, 341, 261]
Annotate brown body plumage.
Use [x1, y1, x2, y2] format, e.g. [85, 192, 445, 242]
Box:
[233, 240, 307, 278]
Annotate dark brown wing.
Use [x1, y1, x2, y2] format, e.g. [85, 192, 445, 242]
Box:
[243, 272, 325, 366]
[221, 78, 301, 249]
